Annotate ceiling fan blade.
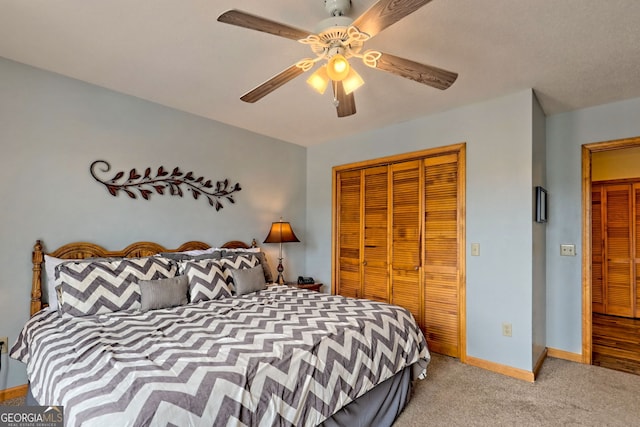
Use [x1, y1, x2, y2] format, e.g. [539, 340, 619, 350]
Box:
[217, 10, 313, 41]
[332, 81, 356, 118]
[374, 52, 458, 90]
[352, 0, 433, 39]
[240, 64, 305, 103]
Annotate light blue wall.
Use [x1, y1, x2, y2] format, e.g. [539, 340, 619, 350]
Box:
[0, 57, 307, 389]
[306, 90, 538, 371]
[546, 97, 640, 353]
[7, 51, 637, 391]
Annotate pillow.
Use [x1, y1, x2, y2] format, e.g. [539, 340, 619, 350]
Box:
[220, 247, 261, 254]
[44, 254, 119, 311]
[55, 256, 178, 317]
[182, 259, 233, 303]
[178, 247, 218, 256]
[216, 254, 260, 294]
[44, 255, 66, 311]
[231, 265, 267, 296]
[253, 252, 274, 283]
[138, 275, 189, 312]
[158, 250, 224, 262]
[219, 250, 273, 283]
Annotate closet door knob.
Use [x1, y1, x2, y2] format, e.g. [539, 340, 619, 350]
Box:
[414, 266, 419, 271]
[363, 261, 368, 266]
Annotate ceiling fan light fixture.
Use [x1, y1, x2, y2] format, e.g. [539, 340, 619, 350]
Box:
[326, 54, 350, 81]
[342, 67, 364, 95]
[307, 65, 330, 94]
[218, 0, 457, 118]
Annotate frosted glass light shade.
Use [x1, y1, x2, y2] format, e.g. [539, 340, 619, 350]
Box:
[326, 54, 350, 81]
[307, 66, 330, 94]
[342, 68, 364, 94]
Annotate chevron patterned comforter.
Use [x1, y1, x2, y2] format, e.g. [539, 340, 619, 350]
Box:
[12, 286, 429, 426]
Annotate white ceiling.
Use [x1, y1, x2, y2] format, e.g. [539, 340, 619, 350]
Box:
[1, 0, 640, 146]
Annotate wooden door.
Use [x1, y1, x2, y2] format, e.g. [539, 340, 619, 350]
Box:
[591, 184, 605, 314]
[390, 160, 423, 326]
[423, 154, 460, 357]
[336, 170, 362, 298]
[362, 166, 389, 302]
[333, 144, 465, 359]
[634, 183, 640, 316]
[604, 184, 634, 317]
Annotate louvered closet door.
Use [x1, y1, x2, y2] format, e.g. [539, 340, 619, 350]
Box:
[423, 154, 459, 357]
[604, 184, 634, 317]
[592, 184, 605, 314]
[634, 183, 640, 317]
[390, 161, 422, 325]
[337, 170, 362, 298]
[363, 166, 389, 302]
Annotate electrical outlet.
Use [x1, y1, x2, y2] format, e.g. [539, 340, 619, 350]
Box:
[0, 336, 8, 353]
[560, 244, 576, 256]
[502, 323, 512, 337]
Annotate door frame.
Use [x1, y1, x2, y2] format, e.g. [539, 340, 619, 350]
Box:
[581, 136, 640, 363]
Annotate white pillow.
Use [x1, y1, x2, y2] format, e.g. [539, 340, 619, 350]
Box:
[221, 247, 261, 253]
[178, 247, 218, 257]
[44, 255, 66, 311]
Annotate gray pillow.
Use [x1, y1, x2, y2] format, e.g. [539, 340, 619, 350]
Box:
[158, 251, 223, 261]
[231, 265, 267, 296]
[138, 275, 189, 312]
[253, 252, 274, 283]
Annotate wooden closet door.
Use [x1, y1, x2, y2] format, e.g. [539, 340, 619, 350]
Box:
[390, 161, 422, 326]
[336, 170, 362, 298]
[591, 184, 605, 314]
[362, 166, 389, 302]
[634, 183, 640, 317]
[423, 154, 460, 357]
[604, 184, 634, 317]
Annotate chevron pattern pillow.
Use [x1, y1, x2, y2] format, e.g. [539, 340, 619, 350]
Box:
[182, 254, 259, 302]
[182, 259, 232, 303]
[217, 254, 260, 293]
[55, 257, 178, 317]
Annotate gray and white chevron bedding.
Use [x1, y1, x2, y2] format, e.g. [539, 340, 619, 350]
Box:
[12, 286, 429, 427]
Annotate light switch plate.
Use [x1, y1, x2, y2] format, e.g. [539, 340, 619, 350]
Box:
[471, 243, 480, 256]
[560, 244, 576, 256]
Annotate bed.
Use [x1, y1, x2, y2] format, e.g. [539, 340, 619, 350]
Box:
[11, 239, 429, 426]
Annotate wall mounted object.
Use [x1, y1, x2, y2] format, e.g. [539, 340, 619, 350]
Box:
[90, 160, 241, 211]
[536, 186, 548, 223]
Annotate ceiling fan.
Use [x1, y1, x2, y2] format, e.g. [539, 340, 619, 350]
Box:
[218, 0, 457, 118]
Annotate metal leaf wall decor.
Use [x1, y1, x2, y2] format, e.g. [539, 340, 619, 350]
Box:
[90, 160, 241, 211]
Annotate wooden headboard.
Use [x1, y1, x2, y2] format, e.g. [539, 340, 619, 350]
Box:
[30, 238, 257, 316]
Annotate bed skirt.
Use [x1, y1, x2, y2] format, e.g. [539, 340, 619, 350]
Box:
[27, 364, 415, 426]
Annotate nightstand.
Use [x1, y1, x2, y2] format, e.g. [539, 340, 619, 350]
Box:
[287, 282, 323, 292]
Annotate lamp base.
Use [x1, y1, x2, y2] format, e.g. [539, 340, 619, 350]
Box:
[275, 257, 285, 285]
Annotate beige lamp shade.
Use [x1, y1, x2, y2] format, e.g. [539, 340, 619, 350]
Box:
[263, 221, 300, 244]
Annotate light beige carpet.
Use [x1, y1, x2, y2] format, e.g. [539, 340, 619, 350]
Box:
[4, 354, 639, 426]
[395, 353, 640, 426]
